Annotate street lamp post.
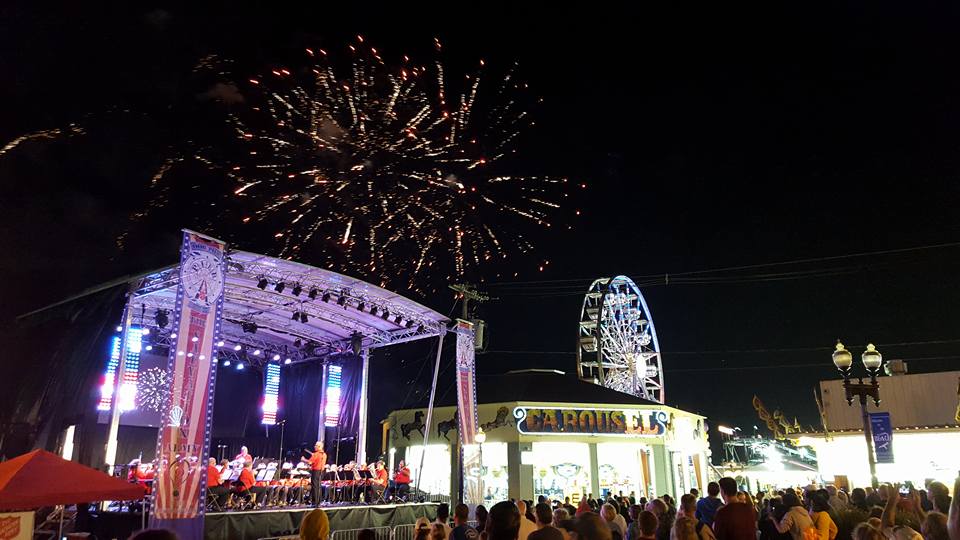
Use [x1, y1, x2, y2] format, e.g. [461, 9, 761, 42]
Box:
[475, 427, 487, 505]
[831, 341, 883, 489]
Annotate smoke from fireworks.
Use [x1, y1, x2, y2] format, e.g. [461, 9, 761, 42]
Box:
[147, 37, 576, 289]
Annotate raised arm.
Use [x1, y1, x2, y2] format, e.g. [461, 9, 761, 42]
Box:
[948, 477, 960, 540]
[881, 484, 900, 529]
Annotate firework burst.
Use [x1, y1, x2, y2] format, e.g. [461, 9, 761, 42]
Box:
[137, 366, 171, 413]
[152, 38, 575, 290]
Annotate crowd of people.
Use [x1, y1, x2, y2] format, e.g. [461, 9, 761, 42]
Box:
[125, 476, 960, 540]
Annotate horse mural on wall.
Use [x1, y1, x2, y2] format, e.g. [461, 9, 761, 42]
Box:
[438, 411, 459, 441]
[401, 411, 425, 439]
[481, 406, 513, 432]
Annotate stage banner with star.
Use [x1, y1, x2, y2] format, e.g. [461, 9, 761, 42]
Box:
[455, 319, 478, 445]
[151, 230, 226, 537]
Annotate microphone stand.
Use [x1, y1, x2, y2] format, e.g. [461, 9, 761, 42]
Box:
[278, 420, 286, 464]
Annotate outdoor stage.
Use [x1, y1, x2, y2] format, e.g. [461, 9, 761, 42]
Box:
[91, 502, 439, 540]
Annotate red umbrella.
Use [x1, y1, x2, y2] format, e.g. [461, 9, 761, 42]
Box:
[0, 449, 145, 511]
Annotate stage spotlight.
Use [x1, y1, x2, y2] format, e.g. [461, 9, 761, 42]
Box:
[237, 362, 244, 370]
[308, 288, 319, 300]
[321, 291, 331, 302]
[294, 338, 302, 348]
[116, 325, 123, 332]
[284, 358, 292, 365]
[257, 277, 269, 290]
[337, 295, 346, 306]
[394, 314, 403, 325]
[141, 328, 150, 335]
[381, 310, 389, 320]
[145, 345, 153, 351]
[170, 333, 177, 339]
[370, 306, 378, 316]
[253, 349, 262, 356]
[417, 324, 425, 332]
[292, 312, 300, 321]
[351, 332, 363, 355]
[406, 320, 415, 328]
[357, 302, 365, 312]
[273, 354, 281, 361]
[234, 344, 242, 351]
[299, 312, 309, 323]
[274, 281, 286, 294]
[216, 340, 225, 347]
[223, 359, 231, 367]
[242, 322, 258, 334]
[191, 336, 199, 343]
[292, 284, 302, 296]
[155, 309, 169, 329]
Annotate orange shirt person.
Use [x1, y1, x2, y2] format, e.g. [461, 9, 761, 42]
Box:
[301, 442, 327, 506]
[206, 458, 221, 488]
[235, 463, 256, 492]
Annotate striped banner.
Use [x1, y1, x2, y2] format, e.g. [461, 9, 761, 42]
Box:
[150, 231, 226, 536]
[455, 320, 478, 445]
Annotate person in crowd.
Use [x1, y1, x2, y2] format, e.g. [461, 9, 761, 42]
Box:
[922, 512, 949, 540]
[570, 512, 613, 540]
[634, 511, 658, 540]
[526, 501, 538, 523]
[129, 530, 179, 540]
[825, 487, 845, 512]
[919, 491, 934, 513]
[769, 491, 814, 540]
[531, 502, 566, 540]
[602, 503, 627, 540]
[488, 501, 522, 540]
[851, 489, 869, 512]
[553, 508, 572, 540]
[851, 523, 883, 540]
[808, 492, 837, 540]
[880, 484, 923, 540]
[697, 483, 723, 527]
[645, 499, 670, 540]
[476, 505, 489, 534]
[517, 500, 538, 540]
[452, 503, 481, 540]
[358, 530, 376, 540]
[928, 483, 952, 515]
[713, 477, 758, 540]
[757, 497, 789, 540]
[299, 508, 330, 540]
[434, 503, 453, 539]
[947, 477, 959, 540]
[431, 524, 450, 540]
[416, 528, 432, 540]
[679, 494, 715, 540]
[626, 506, 643, 540]
[866, 487, 884, 510]
[577, 498, 593, 516]
[563, 497, 577, 516]
[206, 457, 230, 508]
[673, 517, 699, 540]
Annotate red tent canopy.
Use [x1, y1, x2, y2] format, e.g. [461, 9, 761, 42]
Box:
[0, 450, 145, 510]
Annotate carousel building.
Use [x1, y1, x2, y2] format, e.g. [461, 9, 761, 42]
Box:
[384, 368, 710, 505]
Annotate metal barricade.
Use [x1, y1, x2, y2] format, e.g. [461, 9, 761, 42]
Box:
[330, 525, 393, 540]
[393, 523, 417, 540]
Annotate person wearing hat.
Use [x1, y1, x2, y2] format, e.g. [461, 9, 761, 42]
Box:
[300, 508, 330, 540]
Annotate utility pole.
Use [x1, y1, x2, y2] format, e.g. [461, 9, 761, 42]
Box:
[449, 284, 489, 320]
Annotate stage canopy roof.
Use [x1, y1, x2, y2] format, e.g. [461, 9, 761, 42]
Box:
[124, 250, 448, 366]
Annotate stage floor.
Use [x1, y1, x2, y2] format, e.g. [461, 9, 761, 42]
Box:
[205, 502, 439, 540]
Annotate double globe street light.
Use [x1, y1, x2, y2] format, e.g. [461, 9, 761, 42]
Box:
[831, 341, 883, 488]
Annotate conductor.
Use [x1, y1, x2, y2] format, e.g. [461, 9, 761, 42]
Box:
[301, 441, 327, 506]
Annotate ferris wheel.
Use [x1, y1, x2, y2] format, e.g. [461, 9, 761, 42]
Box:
[576, 276, 664, 403]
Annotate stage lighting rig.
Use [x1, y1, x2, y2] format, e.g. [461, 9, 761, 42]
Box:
[274, 281, 286, 294]
[337, 295, 347, 307]
[241, 321, 258, 334]
[292, 284, 302, 296]
[155, 309, 169, 329]
[257, 277, 269, 290]
[322, 292, 331, 302]
[357, 301, 365, 312]
[308, 288, 319, 300]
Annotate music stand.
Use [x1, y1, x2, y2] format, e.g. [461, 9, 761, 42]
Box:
[321, 469, 339, 504]
[357, 469, 374, 504]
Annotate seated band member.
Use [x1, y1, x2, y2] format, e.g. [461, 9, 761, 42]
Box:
[386, 460, 411, 501]
[366, 461, 388, 502]
[206, 457, 230, 508]
[301, 442, 327, 507]
[230, 461, 257, 506]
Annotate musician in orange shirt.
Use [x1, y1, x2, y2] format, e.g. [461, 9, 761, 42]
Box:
[206, 457, 229, 508]
[301, 441, 327, 506]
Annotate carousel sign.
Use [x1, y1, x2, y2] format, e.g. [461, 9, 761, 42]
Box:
[514, 407, 668, 436]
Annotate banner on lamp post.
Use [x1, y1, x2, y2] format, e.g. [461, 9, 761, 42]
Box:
[869, 412, 894, 464]
[455, 319, 478, 445]
[150, 230, 226, 536]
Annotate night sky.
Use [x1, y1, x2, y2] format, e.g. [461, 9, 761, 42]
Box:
[2, 3, 960, 450]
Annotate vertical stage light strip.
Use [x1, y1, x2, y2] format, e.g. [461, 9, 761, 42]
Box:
[324, 364, 343, 427]
[97, 328, 144, 412]
[262, 363, 281, 425]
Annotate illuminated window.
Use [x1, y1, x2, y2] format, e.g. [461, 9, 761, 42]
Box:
[324, 364, 342, 427]
[262, 363, 281, 425]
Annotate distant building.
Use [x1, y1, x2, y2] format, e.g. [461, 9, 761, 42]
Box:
[797, 365, 960, 488]
[384, 369, 709, 504]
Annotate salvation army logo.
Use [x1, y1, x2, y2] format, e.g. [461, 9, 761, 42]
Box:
[0, 516, 21, 540]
